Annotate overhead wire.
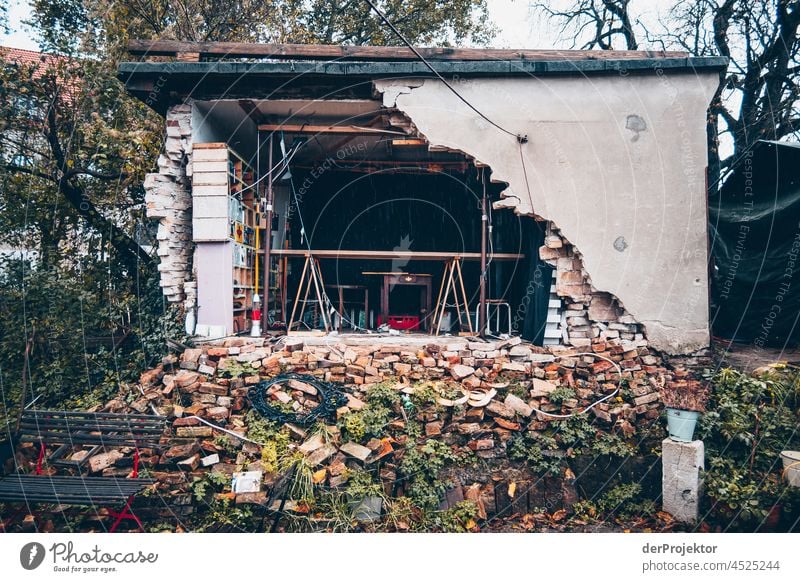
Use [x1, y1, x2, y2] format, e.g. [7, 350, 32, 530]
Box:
[363, 0, 537, 227]
[276, 2, 539, 331]
[363, 0, 524, 143]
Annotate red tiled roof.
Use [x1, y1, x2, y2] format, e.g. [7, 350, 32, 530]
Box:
[0, 45, 65, 68]
[0, 45, 79, 98]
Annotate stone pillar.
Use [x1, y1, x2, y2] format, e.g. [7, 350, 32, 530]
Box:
[662, 438, 704, 523]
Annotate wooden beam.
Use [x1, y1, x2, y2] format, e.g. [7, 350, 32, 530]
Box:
[391, 139, 427, 146]
[270, 249, 524, 261]
[128, 40, 689, 62]
[257, 124, 406, 135]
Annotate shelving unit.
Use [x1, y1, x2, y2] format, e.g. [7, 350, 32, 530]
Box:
[227, 148, 257, 334]
[192, 143, 259, 336]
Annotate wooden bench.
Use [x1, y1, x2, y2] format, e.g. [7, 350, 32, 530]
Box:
[18, 410, 166, 471]
[0, 474, 156, 532]
[1, 409, 167, 532]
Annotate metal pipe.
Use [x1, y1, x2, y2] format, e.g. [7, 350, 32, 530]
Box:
[262, 134, 275, 334]
[479, 170, 488, 337]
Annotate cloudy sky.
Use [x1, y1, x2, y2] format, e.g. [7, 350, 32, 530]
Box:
[2, 0, 686, 51]
[3, 0, 546, 50]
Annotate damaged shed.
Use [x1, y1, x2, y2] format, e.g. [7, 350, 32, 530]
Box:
[120, 42, 726, 355]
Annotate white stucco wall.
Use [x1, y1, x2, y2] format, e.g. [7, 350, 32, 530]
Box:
[375, 70, 718, 354]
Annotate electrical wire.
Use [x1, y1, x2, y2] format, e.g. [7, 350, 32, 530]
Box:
[363, 0, 536, 223]
[236, 141, 303, 197]
[524, 352, 623, 421]
[283, 137, 372, 333]
[363, 0, 524, 143]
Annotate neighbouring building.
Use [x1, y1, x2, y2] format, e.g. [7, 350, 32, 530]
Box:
[119, 42, 726, 355]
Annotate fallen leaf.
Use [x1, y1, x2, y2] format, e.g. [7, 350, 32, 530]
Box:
[508, 481, 517, 498]
[312, 468, 327, 484]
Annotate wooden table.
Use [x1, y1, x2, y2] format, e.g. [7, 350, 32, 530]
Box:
[362, 272, 433, 331]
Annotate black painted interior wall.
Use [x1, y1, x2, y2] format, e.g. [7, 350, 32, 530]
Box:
[282, 168, 550, 340]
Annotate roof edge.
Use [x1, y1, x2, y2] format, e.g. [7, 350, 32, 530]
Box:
[118, 56, 728, 78]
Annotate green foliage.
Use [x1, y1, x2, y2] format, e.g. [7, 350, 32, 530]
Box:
[345, 469, 383, 499]
[243, 411, 290, 472]
[212, 435, 240, 456]
[553, 415, 596, 448]
[571, 499, 598, 520]
[698, 368, 800, 527]
[596, 483, 643, 516]
[591, 432, 635, 458]
[431, 500, 479, 532]
[309, 491, 356, 532]
[507, 382, 529, 400]
[548, 386, 577, 405]
[280, 452, 316, 503]
[190, 470, 230, 502]
[399, 439, 467, 509]
[218, 361, 259, 378]
[192, 496, 256, 532]
[408, 383, 439, 409]
[364, 382, 401, 408]
[0, 259, 182, 425]
[93, 0, 496, 48]
[339, 411, 367, 442]
[507, 433, 565, 476]
[243, 411, 283, 443]
[338, 394, 394, 444]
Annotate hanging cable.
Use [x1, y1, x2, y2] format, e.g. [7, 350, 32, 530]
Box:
[524, 352, 623, 421]
[363, 0, 524, 143]
[364, 0, 534, 216]
[236, 141, 303, 197]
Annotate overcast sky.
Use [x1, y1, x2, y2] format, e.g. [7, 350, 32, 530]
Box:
[1, 0, 688, 51]
[3, 0, 550, 51]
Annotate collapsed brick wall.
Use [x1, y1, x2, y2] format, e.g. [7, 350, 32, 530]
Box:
[113, 339, 701, 516]
[6, 336, 713, 530]
[144, 102, 194, 304]
[539, 224, 647, 350]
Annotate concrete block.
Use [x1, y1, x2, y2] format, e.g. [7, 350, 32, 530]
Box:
[662, 438, 704, 523]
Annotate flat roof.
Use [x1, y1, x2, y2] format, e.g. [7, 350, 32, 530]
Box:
[120, 55, 727, 78]
[119, 54, 728, 114]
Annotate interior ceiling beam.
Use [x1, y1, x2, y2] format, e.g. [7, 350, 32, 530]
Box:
[270, 249, 524, 260]
[258, 124, 408, 135]
[238, 99, 262, 124]
[293, 160, 469, 166]
[127, 40, 688, 62]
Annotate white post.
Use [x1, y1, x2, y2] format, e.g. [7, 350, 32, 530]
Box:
[662, 438, 704, 523]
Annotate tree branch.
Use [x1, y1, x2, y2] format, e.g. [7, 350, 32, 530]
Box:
[1, 163, 55, 182]
[62, 168, 128, 181]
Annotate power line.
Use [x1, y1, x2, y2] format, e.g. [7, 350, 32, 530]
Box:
[363, 0, 526, 143]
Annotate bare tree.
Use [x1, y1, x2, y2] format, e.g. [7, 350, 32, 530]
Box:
[533, 0, 639, 50]
[531, 0, 800, 190]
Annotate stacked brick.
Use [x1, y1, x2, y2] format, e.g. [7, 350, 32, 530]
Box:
[540, 228, 647, 349]
[7, 335, 711, 526]
[144, 102, 194, 303]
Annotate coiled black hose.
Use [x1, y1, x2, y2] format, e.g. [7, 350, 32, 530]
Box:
[247, 373, 348, 427]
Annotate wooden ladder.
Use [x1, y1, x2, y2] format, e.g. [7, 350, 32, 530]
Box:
[432, 257, 473, 335]
[287, 254, 331, 332]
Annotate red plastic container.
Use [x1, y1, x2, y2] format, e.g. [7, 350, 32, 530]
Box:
[378, 315, 420, 330]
